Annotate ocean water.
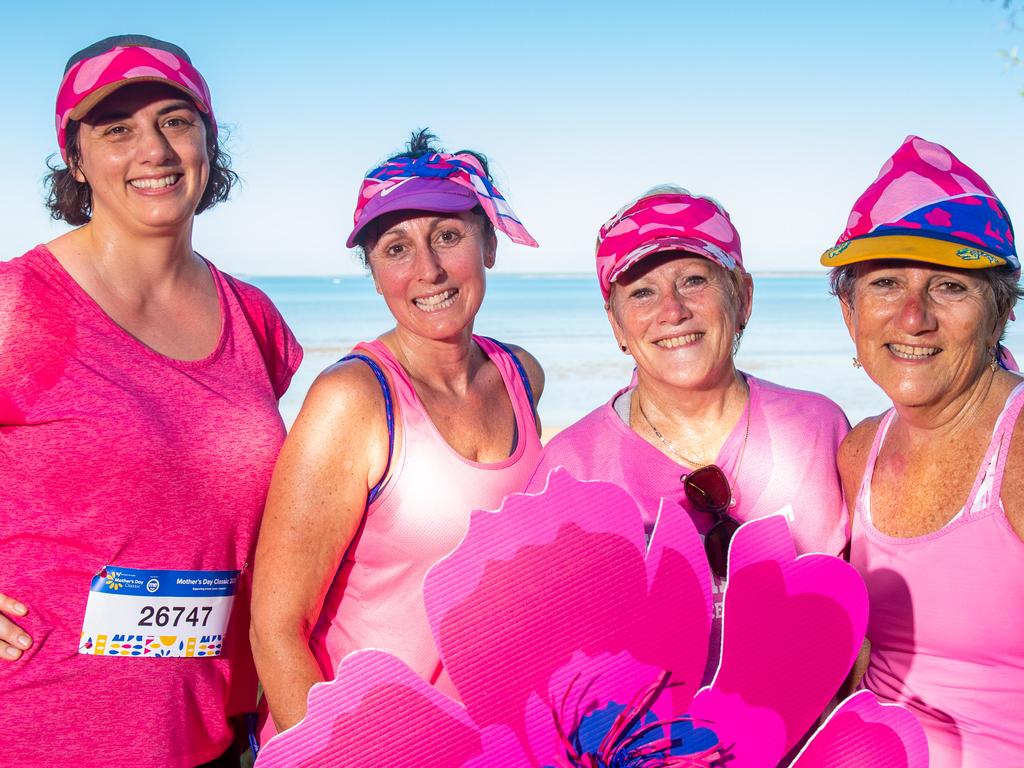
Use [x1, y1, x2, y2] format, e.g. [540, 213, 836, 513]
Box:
[249, 274, 1024, 431]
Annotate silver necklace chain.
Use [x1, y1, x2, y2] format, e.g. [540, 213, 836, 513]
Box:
[635, 390, 751, 477]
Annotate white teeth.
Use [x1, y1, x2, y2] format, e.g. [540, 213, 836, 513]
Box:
[129, 175, 180, 190]
[888, 343, 939, 359]
[414, 288, 458, 312]
[655, 333, 703, 349]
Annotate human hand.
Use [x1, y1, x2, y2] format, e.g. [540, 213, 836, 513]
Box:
[0, 593, 32, 661]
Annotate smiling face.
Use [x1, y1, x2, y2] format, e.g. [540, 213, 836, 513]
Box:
[842, 261, 1004, 409]
[365, 210, 497, 343]
[607, 252, 752, 392]
[72, 82, 209, 235]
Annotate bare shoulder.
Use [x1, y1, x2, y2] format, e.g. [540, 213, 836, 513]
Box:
[258, 354, 393, 547]
[312, 355, 388, 407]
[1000, 403, 1024, 541]
[500, 342, 545, 402]
[287, 356, 391, 457]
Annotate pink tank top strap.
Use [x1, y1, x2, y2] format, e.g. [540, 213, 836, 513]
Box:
[857, 382, 1024, 525]
[340, 341, 404, 506]
[855, 409, 897, 512]
[474, 335, 538, 435]
[968, 379, 1024, 516]
[351, 339, 418, 410]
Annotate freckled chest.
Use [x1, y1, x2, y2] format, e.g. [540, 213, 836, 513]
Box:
[409, 361, 517, 463]
[870, 430, 991, 537]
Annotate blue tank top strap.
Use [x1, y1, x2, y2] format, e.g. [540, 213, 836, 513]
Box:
[340, 353, 394, 505]
[480, 336, 535, 410]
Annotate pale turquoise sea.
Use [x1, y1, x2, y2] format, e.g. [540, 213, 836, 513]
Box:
[247, 274, 1024, 431]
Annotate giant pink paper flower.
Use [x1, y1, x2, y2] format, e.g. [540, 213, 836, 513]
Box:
[256, 470, 927, 767]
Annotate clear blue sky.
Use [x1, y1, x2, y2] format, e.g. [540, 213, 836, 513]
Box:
[2, 0, 1021, 275]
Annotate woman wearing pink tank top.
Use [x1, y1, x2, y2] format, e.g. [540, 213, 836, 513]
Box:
[250, 131, 543, 745]
[822, 136, 1024, 767]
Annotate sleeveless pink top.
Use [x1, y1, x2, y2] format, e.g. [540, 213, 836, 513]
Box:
[852, 381, 1024, 768]
[257, 336, 539, 744]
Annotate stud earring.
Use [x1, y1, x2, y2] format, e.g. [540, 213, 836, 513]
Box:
[620, 344, 629, 354]
[852, 357, 862, 369]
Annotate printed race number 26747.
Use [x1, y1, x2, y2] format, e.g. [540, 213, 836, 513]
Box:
[138, 605, 213, 628]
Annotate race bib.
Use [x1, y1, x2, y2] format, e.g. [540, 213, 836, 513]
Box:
[79, 566, 239, 658]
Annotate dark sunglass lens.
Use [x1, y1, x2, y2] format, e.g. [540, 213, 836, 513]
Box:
[684, 465, 731, 514]
[704, 517, 741, 578]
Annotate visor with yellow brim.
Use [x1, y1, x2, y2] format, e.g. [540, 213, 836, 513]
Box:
[820, 234, 1008, 270]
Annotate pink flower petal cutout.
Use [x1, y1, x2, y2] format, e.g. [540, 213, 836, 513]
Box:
[255, 473, 923, 768]
[694, 515, 869, 762]
[789, 690, 929, 768]
[687, 688, 788, 767]
[255, 650, 521, 767]
[643, 498, 714, 711]
[423, 469, 710, 742]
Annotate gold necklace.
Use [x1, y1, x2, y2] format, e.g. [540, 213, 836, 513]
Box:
[635, 390, 751, 477]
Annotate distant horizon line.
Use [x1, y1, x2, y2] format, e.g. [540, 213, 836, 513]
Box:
[241, 269, 831, 279]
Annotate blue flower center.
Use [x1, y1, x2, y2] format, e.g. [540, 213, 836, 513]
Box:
[542, 671, 721, 767]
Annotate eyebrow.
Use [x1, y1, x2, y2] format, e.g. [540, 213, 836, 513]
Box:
[378, 216, 456, 238]
[88, 100, 197, 124]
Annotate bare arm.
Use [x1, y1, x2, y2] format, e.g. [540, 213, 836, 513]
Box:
[250, 360, 391, 733]
[0, 593, 31, 661]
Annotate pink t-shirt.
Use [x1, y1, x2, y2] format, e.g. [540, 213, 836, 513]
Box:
[0, 246, 301, 767]
[853, 383, 1024, 768]
[528, 375, 850, 678]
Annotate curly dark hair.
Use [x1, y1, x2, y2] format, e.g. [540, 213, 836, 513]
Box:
[44, 115, 238, 226]
[354, 128, 496, 264]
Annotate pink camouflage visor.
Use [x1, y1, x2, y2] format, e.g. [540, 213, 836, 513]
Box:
[821, 135, 1018, 273]
[56, 34, 215, 161]
[595, 185, 744, 301]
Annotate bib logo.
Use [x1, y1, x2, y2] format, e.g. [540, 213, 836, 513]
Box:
[146, 578, 160, 593]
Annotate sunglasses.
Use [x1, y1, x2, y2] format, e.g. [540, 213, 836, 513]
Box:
[682, 465, 741, 579]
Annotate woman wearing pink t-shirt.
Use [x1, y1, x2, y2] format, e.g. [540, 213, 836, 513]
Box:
[250, 131, 543, 745]
[529, 185, 849, 678]
[823, 136, 1024, 767]
[0, 36, 301, 767]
